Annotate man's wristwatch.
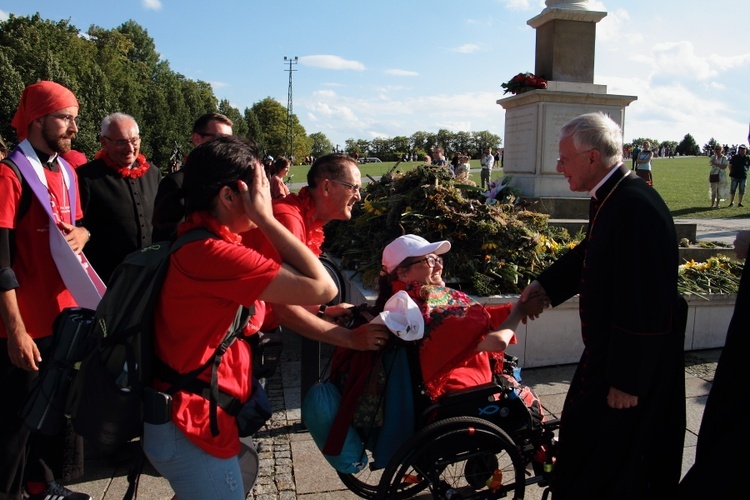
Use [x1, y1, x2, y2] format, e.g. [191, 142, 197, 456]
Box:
[317, 304, 328, 318]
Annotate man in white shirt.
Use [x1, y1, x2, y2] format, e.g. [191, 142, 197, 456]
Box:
[480, 147, 495, 190]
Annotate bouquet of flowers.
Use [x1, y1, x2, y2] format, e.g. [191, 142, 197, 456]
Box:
[501, 72, 548, 95]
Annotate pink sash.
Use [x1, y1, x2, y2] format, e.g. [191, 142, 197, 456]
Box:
[9, 141, 105, 309]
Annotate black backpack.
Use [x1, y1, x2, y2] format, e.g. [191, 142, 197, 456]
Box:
[65, 228, 252, 454]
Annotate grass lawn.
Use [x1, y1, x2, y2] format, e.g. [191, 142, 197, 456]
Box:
[289, 156, 750, 220]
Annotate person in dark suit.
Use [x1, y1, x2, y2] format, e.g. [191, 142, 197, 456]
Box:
[678, 230, 750, 499]
[77, 113, 161, 284]
[520, 112, 687, 500]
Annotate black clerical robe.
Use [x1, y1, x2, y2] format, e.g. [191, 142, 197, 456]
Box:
[678, 249, 749, 498]
[77, 158, 161, 284]
[536, 165, 686, 500]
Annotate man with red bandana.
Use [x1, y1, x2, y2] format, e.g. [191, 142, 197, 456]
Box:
[0, 81, 95, 500]
[77, 113, 162, 284]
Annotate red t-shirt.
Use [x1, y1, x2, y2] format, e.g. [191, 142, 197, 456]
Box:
[271, 187, 325, 256]
[153, 236, 280, 458]
[0, 161, 83, 338]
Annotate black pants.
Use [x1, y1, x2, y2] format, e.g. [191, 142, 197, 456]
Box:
[0, 336, 64, 500]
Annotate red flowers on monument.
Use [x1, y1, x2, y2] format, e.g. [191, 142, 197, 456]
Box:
[501, 72, 548, 95]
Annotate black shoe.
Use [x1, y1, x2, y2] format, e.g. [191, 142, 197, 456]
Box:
[739, 203, 745, 207]
[729, 202, 734, 207]
[23, 482, 92, 500]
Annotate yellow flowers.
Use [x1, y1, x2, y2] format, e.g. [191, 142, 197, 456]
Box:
[482, 242, 499, 250]
[678, 255, 742, 297]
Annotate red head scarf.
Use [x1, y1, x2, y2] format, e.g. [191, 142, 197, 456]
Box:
[11, 81, 79, 141]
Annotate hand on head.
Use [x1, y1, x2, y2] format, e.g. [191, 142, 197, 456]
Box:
[238, 160, 273, 226]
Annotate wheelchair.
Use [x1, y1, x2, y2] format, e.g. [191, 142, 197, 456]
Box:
[329, 335, 560, 500]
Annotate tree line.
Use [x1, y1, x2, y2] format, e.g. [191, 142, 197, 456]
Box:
[0, 13, 503, 170]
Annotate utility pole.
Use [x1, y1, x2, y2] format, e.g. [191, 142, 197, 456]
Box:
[284, 56, 298, 161]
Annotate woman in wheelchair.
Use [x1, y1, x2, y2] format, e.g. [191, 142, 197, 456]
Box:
[375, 234, 547, 401]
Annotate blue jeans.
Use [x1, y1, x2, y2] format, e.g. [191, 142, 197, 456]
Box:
[142, 421, 245, 500]
[730, 177, 747, 195]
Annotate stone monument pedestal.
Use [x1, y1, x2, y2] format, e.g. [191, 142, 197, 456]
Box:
[497, 0, 637, 200]
[498, 82, 636, 199]
[497, 81, 637, 198]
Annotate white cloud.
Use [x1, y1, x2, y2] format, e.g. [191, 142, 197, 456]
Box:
[451, 43, 481, 54]
[385, 69, 419, 76]
[299, 55, 366, 71]
[142, 0, 163, 10]
[210, 81, 228, 89]
[0, 10, 8, 21]
[300, 88, 505, 144]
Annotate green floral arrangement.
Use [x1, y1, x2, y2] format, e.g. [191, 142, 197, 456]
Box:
[323, 166, 744, 297]
[501, 72, 548, 95]
[323, 166, 577, 296]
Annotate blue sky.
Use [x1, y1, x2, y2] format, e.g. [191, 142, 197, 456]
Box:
[2, 0, 749, 149]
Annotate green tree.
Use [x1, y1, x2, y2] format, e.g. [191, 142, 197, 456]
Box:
[309, 132, 332, 159]
[677, 134, 699, 156]
[472, 131, 502, 156]
[244, 108, 265, 151]
[218, 99, 248, 138]
[251, 97, 290, 158]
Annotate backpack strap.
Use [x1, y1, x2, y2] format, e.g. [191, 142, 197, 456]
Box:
[157, 303, 255, 436]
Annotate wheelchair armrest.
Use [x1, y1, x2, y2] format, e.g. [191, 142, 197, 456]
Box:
[437, 380, 508, 407]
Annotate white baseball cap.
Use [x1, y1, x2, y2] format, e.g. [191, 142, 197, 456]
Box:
[382, 234, 451, 274]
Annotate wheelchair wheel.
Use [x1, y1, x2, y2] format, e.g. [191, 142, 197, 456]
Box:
[320, 254, 346, 305]
[377, 416, 526, 499]
[336, 447, 384, 499]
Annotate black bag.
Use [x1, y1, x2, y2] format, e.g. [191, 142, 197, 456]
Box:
[66, 228, 216, 454]
[21, 308, 96, 435]
[236, 377, 273, 437]
[709, 173, 720, 183]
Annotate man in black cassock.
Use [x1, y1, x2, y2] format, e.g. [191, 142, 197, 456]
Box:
[520, 112, 687, 500]
[678, 230, 750, 499]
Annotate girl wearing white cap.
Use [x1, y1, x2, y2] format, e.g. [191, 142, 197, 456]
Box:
[375, 234, 547, 401]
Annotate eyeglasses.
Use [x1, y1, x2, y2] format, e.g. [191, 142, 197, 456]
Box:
[48, 114, 80, 127]
[328, 178, 361, 193]
[403, 256, 443, 268]
[102, 136, 141, 149]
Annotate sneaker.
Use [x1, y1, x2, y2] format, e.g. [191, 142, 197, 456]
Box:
[729, 203, 734, 207]
[23, 482, 92, 500]
[739, 203, 745, 207]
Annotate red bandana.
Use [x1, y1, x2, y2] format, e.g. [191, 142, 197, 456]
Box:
[178, 211, 242, 245]
[95, 149, 150, 179]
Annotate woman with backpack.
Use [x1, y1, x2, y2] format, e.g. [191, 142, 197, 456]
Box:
[142, 136, 338, 499]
